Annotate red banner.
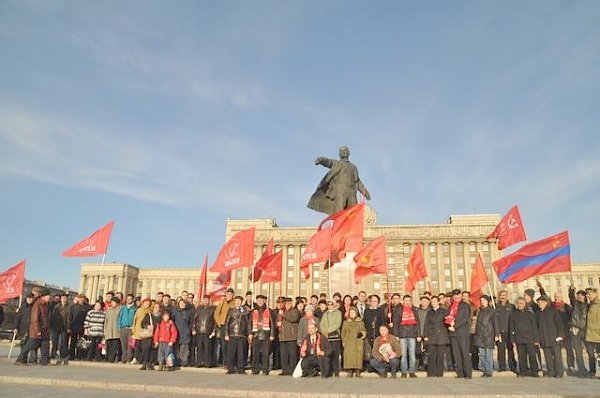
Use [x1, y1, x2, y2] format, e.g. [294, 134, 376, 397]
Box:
[470, 253, 489, 308]
[353, 236, 387, 284]
[487, 205, 527, 250]
[252, 238, 274, 282]
[207, 271, 231, 299]
[0, 259, 26, 303]
[197, 254, 208, 299]
[260, 250, 283, 283]
[327, 203, 364, 262]
[300, 226, 332, 279]
[210, 227, 256, 273]
[405, 243, 427, 293]
[62, 220, 115, 257]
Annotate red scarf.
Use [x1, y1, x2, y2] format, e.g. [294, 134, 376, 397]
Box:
[252, 308, 271, 331]
[401, 305, 417, 325]
[300, 333, 324, 357]
[445, 299, 460, 325]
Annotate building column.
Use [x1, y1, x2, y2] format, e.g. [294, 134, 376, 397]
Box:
[106, 276, 113, 293]
[79, 275, 86, 295]
[118, 274, 124, 294]
[91, 275, 99, 301]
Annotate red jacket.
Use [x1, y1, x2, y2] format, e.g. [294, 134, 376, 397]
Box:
[153, 320, 178, 344]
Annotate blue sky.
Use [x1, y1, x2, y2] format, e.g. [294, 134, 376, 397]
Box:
[1, 1, 599, 290]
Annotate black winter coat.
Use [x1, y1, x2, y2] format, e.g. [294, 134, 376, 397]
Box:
[509, 309, 539, 344]
[474, 306, 498, 348]
[15, 302, 32, 337]
[362, 308, 385, 344]
[391, 305, 421, 338]
[193, 306, 216, 335]
[495, 302, 514, 334]
[449, 302, 471, 337]
[225, 306, 250, 338]
[424, 307, 450, 345]
[536, 306, 564, 347]
[69, 303, 87, 334]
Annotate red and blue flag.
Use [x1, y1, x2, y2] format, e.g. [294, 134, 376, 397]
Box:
[493, 230, 571, 283]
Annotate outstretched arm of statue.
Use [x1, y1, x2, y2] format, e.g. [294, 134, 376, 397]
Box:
[314, 157, 335, 168]
[358, 180, 371, 200]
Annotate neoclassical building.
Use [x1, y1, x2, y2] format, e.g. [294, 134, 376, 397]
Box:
[79, 207, 600, 303]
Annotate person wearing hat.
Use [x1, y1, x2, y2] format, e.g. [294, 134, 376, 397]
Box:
[224, 295, 250, 374]
[495, 290, 516, 373]
[214, 287, 235, 368]
[13, 293, 36, 363]
[104, 296, 122, 363]
[16, 288, 52, 366]
[445, 289, 472, 379]
[524, 289, 540, 312]
[192, 295, 216, 368]
[278, 297, 301, 375]
[535, 295, 564, 377]
[568, 285, 589, 377]
[474, 295, 499, 377]
[50, 293, 71, 365]
[297, 304, 320, 348]
[585, 287, 600, 377]
[249, 294, 273, 375]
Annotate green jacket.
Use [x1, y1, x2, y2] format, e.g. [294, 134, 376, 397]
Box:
[586, 299, 600, 343]
[104, 306, 121, 340]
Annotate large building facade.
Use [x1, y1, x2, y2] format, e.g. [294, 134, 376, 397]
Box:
[79, 207, 600, 303]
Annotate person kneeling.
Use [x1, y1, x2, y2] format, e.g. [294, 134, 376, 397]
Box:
[370, 325, 402, 378]
[300, 323, 331, 378]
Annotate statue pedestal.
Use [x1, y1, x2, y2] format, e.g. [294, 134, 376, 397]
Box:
[328, 253, 358, 296]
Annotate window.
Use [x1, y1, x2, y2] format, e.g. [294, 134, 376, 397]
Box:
[389, 257, 396, 264]
[314, 270, 320, 278]
[236, 282, 243, 290]
[457, 257, 464, 265]
[443, 257, 450, 265]
[374, 282, 381, 290]
[430, 257, 437, 265]
[445, 281, 452, 289]
[287, 282, 294, 292]
[288, 259, 294, 268]
[429, 243, 437, 253]
[588, 278, 593, 286]
[313, 282, 320, 290]
[470, 256, 476, 265]
[457, 268, 464, 276]
[387, 245, 395, 252]
[444, 269, 451, 277]
[442, 243, 450, 253]
[389, 269, 396, 277]
[458, 281, 465, 288]
[403, 245, 411, 255]
[469, 243, 477, 253]
[288, 270, 294, 278]
[431, 281, 439, 289]
[482, 242, 490, 252]
[287, 246, 295, 256]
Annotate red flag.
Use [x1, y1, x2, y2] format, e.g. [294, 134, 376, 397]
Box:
[353, 236, 387, 284]
[0, 259, 26, 304]
[327, 203, 364, 262]
[487, 205, 527, 250]
[197, 254, 208, 299]
[470, 253, 489, 308]
[210, 227, 256, 273]
[62, 220, 115, 257]
[493, 230, 571, 283]
[207, 271, 231, 299]
[300, 226, 332, 279]
[260, 250, 283, 283]
[251, 238, 274, 282]
[405, 243, 427, 293]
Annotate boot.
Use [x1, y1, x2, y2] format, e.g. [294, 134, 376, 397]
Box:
[355, 370, 362, 378]
[347, 370, 354, 378]
[139, 364, 147, 370]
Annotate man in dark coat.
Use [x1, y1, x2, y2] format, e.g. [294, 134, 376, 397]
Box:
[307, 146, 370, 215]
[495, 290, 516, 372]
[423, 296, 450, 377]
[192, 295, 216, 368]
[69, 295, 88, 360]
[509, 297, 540, 377]
[249, 295, 274, 375]
[536, 296, 565, 378]
[50, 293, 71, 365]
[16, 288, 52, 366]
[446, 289, 472, 379]
[224, 296, 250, 374]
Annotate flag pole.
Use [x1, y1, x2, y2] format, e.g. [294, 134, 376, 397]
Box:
[98, 253, 106, 298]
[7, 293, 22, 359]
[487, 283, 496, 309]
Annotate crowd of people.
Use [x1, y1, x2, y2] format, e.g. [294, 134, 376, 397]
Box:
[8, 281, 600, 380]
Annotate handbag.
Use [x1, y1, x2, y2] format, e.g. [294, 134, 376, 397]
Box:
[76, 336, 92, 351]
[327, 330, 341, 341]
[138, 314, 154, 339]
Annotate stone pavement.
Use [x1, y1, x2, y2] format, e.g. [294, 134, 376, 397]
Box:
[0, 358, 599, 398]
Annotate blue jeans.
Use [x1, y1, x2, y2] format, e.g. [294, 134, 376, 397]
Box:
[370, 357, 400, 375]
[478, 347, 494, 375]
[400, 337, 417, 373]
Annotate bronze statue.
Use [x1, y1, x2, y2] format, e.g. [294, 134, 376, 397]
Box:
[307, 146, 371, 215]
